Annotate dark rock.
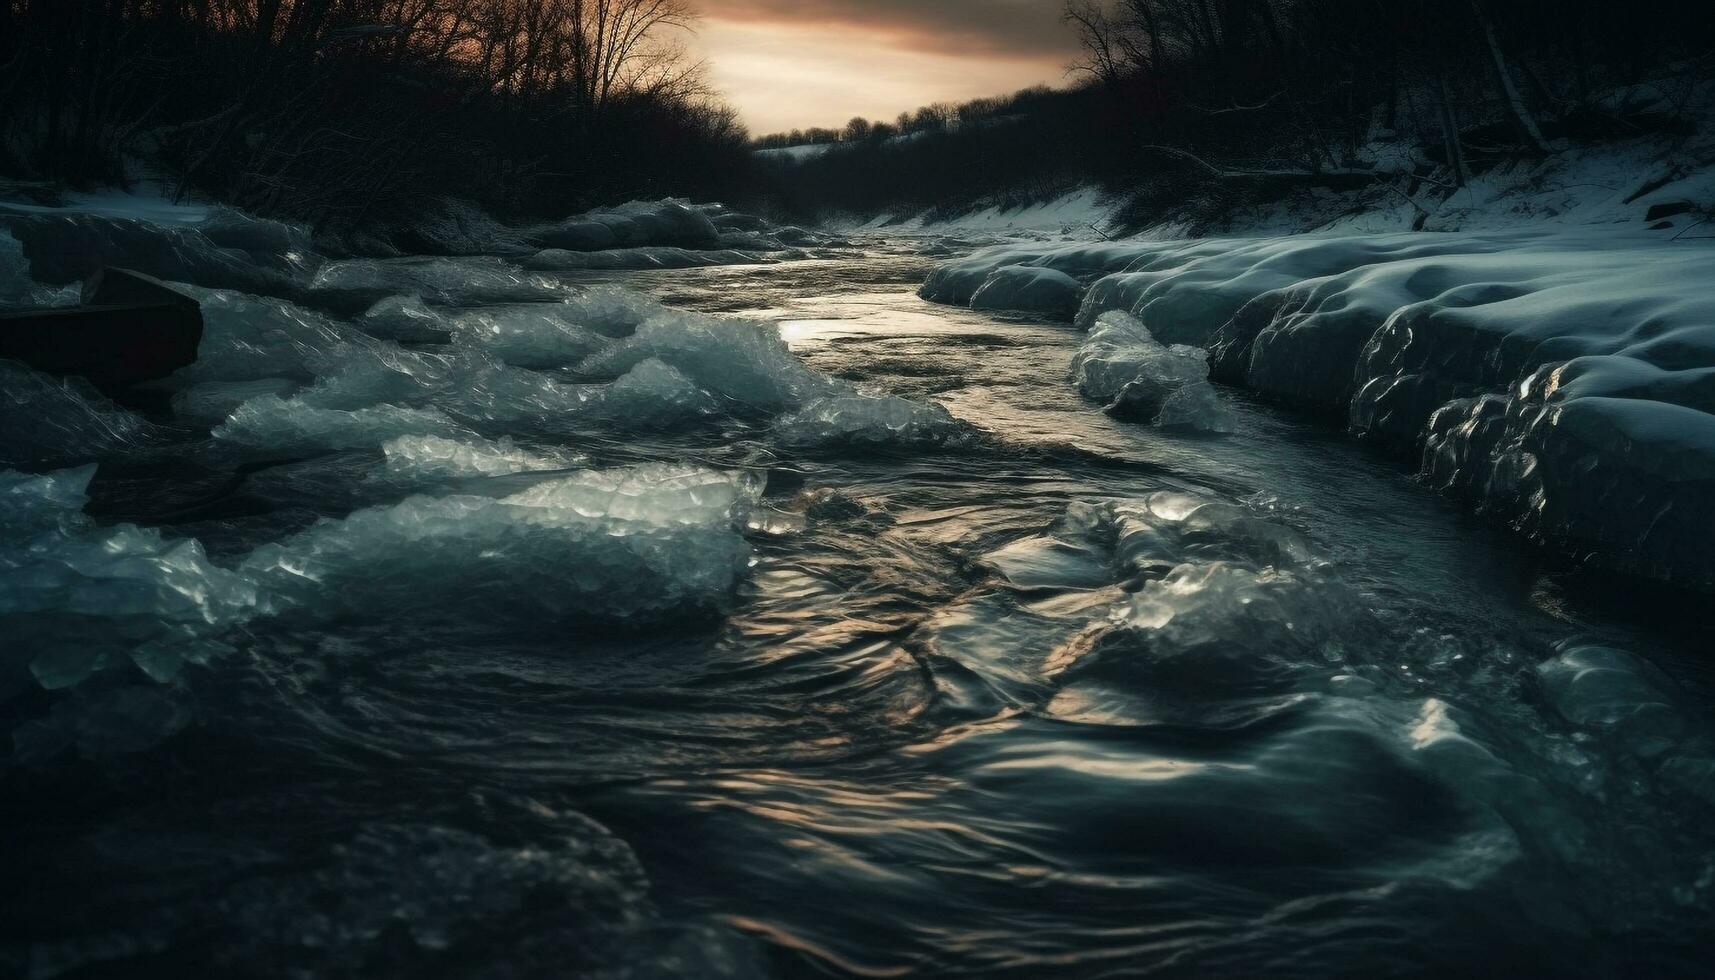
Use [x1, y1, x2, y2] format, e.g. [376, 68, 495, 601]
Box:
[1645, 201, 1695, 222]
[0, 268, 203, 391]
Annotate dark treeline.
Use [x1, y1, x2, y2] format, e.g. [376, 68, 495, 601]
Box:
[755, 86, 1119, 220]
[766, 0, 1715, 224]
[0, 0, 756, 231]
[753, 98, 1019, 151]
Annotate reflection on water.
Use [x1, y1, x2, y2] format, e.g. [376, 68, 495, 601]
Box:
[5, 238, 1714, 978]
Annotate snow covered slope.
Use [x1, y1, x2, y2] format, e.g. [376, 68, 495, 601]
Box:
[849, 188, 1120, 236]
[921, 228, 1715, 589]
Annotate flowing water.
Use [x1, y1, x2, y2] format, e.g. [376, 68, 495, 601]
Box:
[5, 234, 1714, 978]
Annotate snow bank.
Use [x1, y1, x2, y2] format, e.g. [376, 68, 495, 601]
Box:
[853, 187, 1117, 237]
[926, 228, 1715, 586]
[755, 142, 845, 163]
[969, 265, 1082, 319]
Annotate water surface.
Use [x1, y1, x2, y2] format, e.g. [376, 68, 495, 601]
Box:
[6, 236, 1713, 978]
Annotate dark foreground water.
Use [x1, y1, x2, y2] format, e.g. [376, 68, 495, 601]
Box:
[4, 237, 1714, 978]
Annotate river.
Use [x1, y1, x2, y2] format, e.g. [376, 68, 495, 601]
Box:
[4, 227, 1713, 977]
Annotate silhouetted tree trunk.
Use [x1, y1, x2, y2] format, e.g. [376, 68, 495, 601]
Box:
[1435, 71, 1472, 187]
[1468, 0, 1550, 153]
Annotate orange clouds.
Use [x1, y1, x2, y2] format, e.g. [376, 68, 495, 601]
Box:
[689, 0, 1079, 133]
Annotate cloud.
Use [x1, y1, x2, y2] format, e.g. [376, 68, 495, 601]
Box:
[694, 0, 1082, 59]
[697, 18, 1070, 132]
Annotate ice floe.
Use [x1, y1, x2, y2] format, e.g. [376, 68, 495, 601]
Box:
[0, 464, 257, 698]
[1070, 311, 1234, 432]
[773, 392, 975, 450]
[242, 463, 761, 623]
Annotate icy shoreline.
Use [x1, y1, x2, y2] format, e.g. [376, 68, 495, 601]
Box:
[920, 228, 1715, 589]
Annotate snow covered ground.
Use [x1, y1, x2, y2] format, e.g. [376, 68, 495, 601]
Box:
[842, 187, 1121, 237]
[754, 142, 845, 163]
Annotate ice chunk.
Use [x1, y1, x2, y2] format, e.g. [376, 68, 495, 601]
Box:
[772, 392, 972, 449]
[377, 196, 533, 256]
[0, 361, 153, 467]
[0, 464, 95, 535]
[214, 396, 469, 454]
[1071, 311, 1207, 402]
[968, 265, 1082, 320]
[381, 434, 583, 482]
[175, 287, 360, 383]
[580, 310, 834, 412]
[589, 358, 720, 427]
[171, 378, 299, 423]
[0, 229, 35, 302]
[1065, 561, 1368, 691]
[291, 342, 454, 412]
[1104, 374, 1181, 422]
[1060, 492, 1315, 583]
[241, 464, 761, 624]
[308, 256, 572, 312]
[0, 464, 256, 697]
[196, 205, 312, 258]
[359, 295, 453, 343]
[432, 358, 592, 430]
[1153, 380, 1238, 433]
[450, 305, 611, 368]
[1070, 310, 1224, 429]
[557, 286, 664, 339]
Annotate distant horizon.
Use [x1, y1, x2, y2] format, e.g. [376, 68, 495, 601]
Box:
[690, 0, 1082, 135]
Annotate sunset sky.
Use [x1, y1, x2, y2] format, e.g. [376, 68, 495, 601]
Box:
[689, 0, 1083, 135]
